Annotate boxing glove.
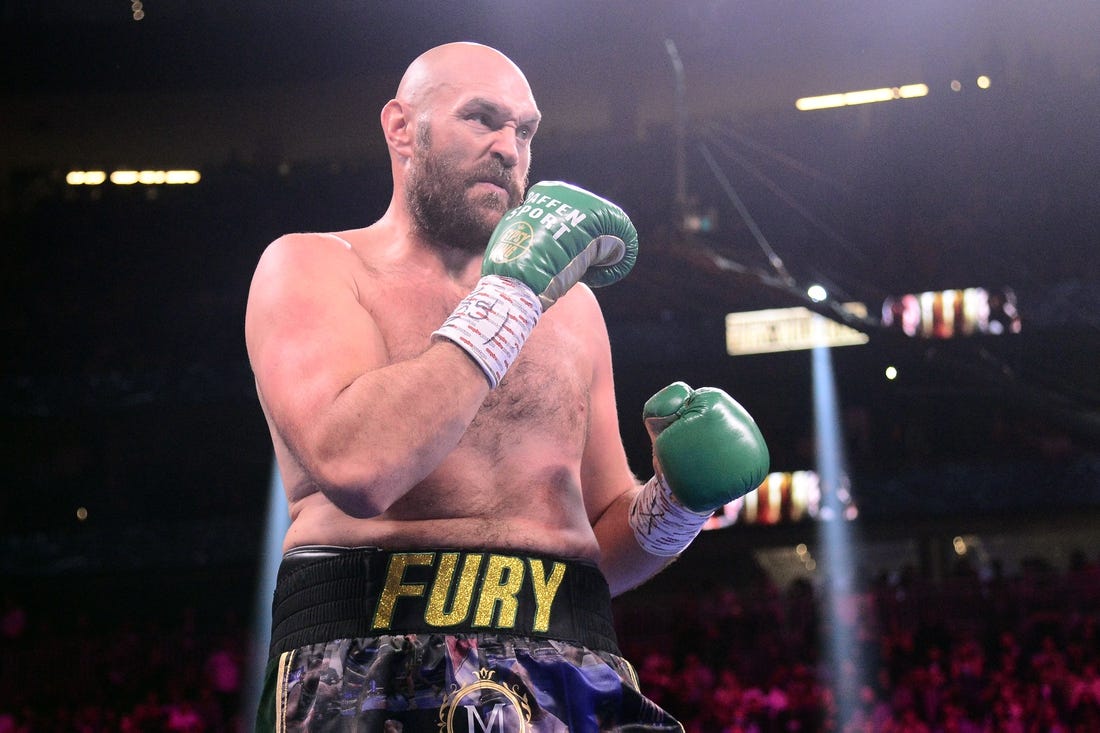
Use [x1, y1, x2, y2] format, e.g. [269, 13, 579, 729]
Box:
[482, 181, 638, 309]
[434, 182, 638, 387]
[630, 382, 770, 556]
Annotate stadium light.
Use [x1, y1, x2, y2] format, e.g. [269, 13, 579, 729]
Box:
[67, 170, 202, 186]
[811, 315, 866, 725]
[110, 171, 140, 185]
[725, 303, 869, 355]
[65, 171, 107, 185]
[881, 287, 1021, 338]
[796, 83, 929, 111]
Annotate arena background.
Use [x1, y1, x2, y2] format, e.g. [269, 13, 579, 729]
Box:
[2, 2, 1099, 730]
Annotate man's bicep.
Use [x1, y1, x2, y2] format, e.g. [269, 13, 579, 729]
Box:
[582, 385, 640, 520]
[246, 236, 386, 437]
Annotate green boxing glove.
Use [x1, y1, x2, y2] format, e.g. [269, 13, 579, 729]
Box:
[434, 181, 638, 388]
[482, 180, 638, 308]
[629, 382, 770, 556]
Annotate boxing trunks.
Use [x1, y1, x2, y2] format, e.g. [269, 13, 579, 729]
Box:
[256, 546, 683, 732]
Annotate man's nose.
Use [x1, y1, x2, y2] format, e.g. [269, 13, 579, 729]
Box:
[488, 124, 521, 167]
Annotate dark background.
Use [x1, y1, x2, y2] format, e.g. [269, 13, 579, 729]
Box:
[2, 0, 1099, 721]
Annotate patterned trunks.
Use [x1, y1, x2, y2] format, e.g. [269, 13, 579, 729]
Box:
[256, 546, 683, 732]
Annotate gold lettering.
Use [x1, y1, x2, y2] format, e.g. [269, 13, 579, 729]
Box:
[425, 552, 483, 626]
[371, 552, 434, 630]
[528, 559, 566, 633]
[473, 554, 525, 629]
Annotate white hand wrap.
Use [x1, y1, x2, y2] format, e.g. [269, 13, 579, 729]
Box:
[629, 473, 714, 557]
[432, 275, 542, 389]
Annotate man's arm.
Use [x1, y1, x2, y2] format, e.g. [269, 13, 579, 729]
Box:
[576, 290, 672, 595]
[245, 233, 490, 517]
[579, 289, 771, 596]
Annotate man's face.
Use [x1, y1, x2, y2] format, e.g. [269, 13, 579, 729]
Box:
[405, 118, 528, 254]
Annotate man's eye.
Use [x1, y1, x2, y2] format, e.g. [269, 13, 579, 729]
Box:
[470, 113, 492, 127]
[517, 126, 532, 140]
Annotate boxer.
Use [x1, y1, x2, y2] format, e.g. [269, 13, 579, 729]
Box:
[245, 42, 768, 731]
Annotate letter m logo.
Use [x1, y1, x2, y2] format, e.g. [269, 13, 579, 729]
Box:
[466, 703, 506, 731]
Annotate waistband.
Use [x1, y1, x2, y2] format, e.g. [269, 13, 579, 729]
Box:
[269, 546, 620, 657]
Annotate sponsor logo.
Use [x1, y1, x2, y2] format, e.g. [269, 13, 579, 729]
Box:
[437, 668, 532, 732]
[490, 222, 535, 264]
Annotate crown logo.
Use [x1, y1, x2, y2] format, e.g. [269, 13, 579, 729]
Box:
[437, 668, 532, 732]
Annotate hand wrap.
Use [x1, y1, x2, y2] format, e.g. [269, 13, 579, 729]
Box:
[628, 474, 713, 557]
[432, 275, 542, 388]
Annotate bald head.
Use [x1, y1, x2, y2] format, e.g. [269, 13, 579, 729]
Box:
[396, 42, 535, 113]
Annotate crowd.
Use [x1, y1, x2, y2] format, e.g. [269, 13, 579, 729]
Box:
[620, 551, 1100, 732]
[0, 591, 248, 732]
[2, 547, 1098, 731]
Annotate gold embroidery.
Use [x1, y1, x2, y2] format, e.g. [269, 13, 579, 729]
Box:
[473, 554, 525, 629]
[527, 559, 566, 633]
[425, 552, 483, 626]
[372, 552, 434, 630]
[275, 650, 295, 733]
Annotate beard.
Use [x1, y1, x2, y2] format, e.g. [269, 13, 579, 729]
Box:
[405, 125, 527, 254]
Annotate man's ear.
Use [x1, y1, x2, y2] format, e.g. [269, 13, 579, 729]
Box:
[381, 99, 415, 159]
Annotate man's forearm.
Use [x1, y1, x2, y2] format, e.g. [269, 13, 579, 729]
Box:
[295, 341, 489, 517]
[592, 488, 678, 597]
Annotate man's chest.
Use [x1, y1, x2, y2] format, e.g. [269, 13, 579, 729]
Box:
[369, 285, 593, 443]
[474, 317, 591, 443]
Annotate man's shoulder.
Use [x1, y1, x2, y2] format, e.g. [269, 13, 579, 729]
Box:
[267, 229, 357, 255]
[552, 281, 605, 321]
[256, 229, 369, 274]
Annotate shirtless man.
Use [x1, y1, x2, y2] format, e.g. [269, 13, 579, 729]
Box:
[246, 42, 769, 731]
